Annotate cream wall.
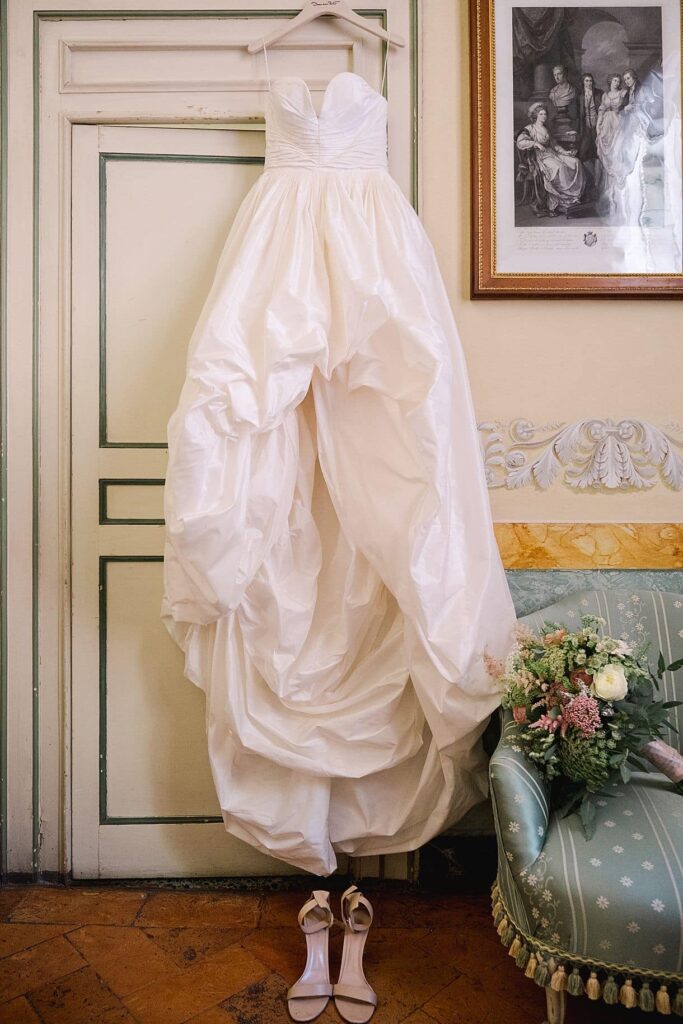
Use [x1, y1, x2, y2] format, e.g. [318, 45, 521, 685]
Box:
[419, 0, 683, 525]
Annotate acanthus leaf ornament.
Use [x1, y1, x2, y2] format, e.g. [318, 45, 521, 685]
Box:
[479, 418, 683, 491]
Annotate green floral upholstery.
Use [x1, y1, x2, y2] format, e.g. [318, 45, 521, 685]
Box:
[490, 588, 683, 1015]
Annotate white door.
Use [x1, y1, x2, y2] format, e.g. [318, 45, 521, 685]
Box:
[6, 1, 418, 880]
[70, 123, 297, 877]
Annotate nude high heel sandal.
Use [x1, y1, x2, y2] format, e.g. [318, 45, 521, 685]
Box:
[287, 890, 334, 1022]
[333, 885, 378, 1023]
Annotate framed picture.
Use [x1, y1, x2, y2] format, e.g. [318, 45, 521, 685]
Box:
[470, 0, 683, 296]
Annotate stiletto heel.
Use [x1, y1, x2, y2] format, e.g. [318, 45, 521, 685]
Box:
[333, 885, 377, 1023]
[287, 890, 334, 1022]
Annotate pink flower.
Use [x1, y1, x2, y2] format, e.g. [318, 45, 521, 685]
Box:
[530, 714, 561, 733]
[561, 692, 601, 737]
[513, 706, 528, 724]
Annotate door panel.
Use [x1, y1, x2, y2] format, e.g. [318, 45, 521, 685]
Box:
[102, 556, 214, 820]
[102, 145, 262, 446]
[71, 123, 296, 876]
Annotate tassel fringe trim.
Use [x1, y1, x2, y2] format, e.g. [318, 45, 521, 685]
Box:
[490, 879, 683, 1016]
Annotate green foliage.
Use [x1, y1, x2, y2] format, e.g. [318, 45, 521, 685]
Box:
[496, 613, 683, 839]
[558, 732, 611, 791]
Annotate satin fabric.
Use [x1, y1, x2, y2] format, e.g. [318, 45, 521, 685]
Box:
[161, 72, 517, 876]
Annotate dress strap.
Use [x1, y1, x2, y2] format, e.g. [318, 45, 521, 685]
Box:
[262, 37, 271, 92]
[380, 42, 389, 95]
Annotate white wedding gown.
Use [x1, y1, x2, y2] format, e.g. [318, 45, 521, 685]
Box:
[161, 65, 517, 876]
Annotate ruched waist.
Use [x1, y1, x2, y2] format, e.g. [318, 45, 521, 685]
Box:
[264, 129, 388, 171]
[264, 158, 389, 171]
[264, 149, 389, 171]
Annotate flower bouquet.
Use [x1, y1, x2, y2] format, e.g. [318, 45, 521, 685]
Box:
[486, 614, 683, 838]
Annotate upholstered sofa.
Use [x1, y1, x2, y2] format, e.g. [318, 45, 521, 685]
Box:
[489, 588, 683, 1022]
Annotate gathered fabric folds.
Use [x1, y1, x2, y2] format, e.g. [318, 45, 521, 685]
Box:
[162, 74, 517, 876]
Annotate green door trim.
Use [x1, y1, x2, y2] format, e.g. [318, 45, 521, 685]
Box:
[98, 554, 223, 825]
[0, 0, 8, 879]
[99, 477, 166, 525]
[99, 151, 266, 450]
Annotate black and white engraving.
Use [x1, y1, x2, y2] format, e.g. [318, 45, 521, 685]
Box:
[513, 7, 665, 227]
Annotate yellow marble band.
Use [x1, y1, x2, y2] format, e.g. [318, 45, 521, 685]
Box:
[495, 523, 683, 569]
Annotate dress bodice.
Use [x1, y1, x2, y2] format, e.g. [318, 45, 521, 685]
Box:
[264, 72, 388, 171]
[601, 89, 627, 113]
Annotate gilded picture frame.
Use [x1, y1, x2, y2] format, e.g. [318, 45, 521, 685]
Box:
[470, 0, 683, 296]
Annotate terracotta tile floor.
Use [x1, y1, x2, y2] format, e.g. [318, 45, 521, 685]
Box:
[0, 884, 658, 1023]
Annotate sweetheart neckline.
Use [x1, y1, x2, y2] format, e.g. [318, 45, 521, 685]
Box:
[267, 71, 386, 122]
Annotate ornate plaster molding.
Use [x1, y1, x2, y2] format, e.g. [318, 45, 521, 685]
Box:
[479, 419, 683, 491]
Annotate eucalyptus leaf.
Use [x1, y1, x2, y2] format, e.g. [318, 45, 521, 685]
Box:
[578, 799, 597, 840]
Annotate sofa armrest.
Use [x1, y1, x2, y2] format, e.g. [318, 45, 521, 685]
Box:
[489, 708, 551, 874]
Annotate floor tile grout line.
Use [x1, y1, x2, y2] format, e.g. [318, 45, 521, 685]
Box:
[131, 891, 151, 927]
[28, 957, 150, 1024]
[61, 937, 187, 1005]
[83, 959, 148, 1024]
[255, 889, 268, 928]
[6, 958, 88, 1012]
[118, 947, 273, 1023]
[24, 991, 51, 1024]
[0, 923, 86, 964]
[7, 917, 145, 928]
[0, 919, 250, 1013]
[394, 962, 467, 1020]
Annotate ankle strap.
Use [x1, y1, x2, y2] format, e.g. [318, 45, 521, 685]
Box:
[340, 884, 373, 932]
[299, 889, 333, 933]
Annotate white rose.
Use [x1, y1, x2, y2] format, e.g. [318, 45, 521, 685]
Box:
[593, 663, 628, 701]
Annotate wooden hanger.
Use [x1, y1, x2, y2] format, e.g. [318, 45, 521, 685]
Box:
[246, 0, 405, 54]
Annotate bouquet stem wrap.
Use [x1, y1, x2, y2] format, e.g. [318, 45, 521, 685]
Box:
[641, 739, 683, 785]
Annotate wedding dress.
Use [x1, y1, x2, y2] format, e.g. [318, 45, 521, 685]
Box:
[161, 45, 517, 876]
